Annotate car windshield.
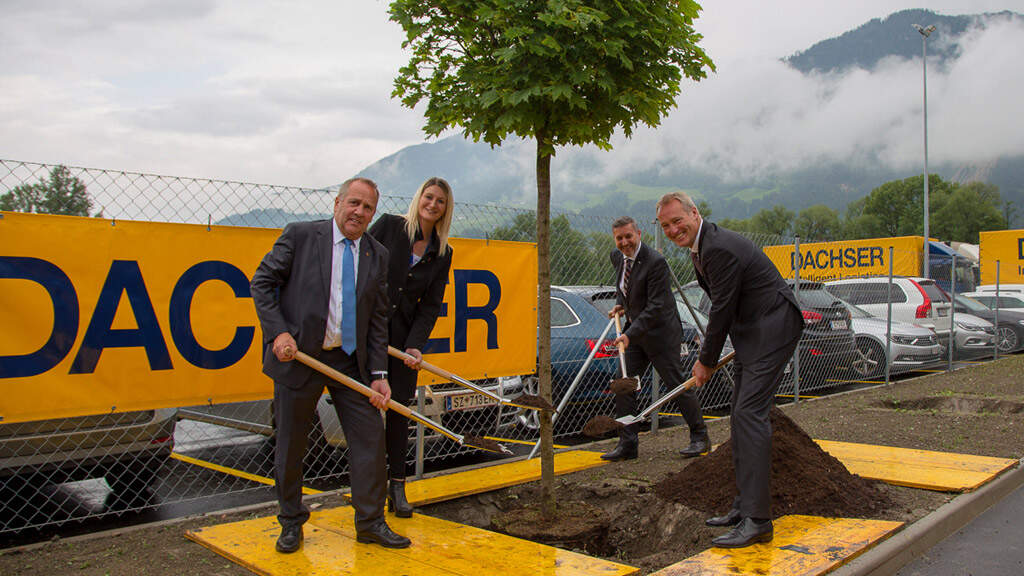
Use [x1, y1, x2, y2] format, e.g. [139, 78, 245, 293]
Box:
[955, 294, 989, 312]
[675, 297, 708, 328]
[842, 301, 872, 319]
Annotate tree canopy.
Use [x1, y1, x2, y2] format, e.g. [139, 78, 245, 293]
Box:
[391, 0, 714, 516]
[0, 165, 93, 216]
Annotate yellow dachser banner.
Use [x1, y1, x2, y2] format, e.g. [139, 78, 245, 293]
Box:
[979, 229, 1024, 285]
[0, 212, 537, 423]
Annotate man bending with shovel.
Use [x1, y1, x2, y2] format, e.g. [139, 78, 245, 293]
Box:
[656, 192, 803, 549]
[604, 216, 710, 462]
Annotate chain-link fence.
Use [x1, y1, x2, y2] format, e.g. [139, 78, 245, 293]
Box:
[0, 158, 1013, 534]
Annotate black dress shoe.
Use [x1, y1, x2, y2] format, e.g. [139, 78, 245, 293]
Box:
[275, 524, 303, 553]
[679, 433, 710, 458]
[711, 517, 773, 549]
[600, 444, 638, 461]
[356, 521, 411, 549]
[705, 508, 743, 527]
[388, 479, 414, 518]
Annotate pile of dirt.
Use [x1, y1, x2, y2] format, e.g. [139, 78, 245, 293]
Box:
[655, 406, 892, 518]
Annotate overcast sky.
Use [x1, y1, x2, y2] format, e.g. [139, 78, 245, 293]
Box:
[1, 1, 1021, 190]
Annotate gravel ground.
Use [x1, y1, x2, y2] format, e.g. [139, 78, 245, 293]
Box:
[2, 355, 1022, 575]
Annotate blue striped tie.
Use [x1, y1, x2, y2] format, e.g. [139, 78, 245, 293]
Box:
[341, 238, 357, 355]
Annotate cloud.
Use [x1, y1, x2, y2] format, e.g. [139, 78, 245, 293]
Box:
[550, 13, 1024, 189]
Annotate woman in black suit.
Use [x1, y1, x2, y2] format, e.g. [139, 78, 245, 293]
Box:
[368, 176, 454, 517]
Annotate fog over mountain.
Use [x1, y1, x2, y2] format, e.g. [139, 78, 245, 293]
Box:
[354, 9, 1024, 224]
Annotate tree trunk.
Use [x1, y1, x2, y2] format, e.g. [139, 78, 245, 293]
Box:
[535, 134, 556, 519]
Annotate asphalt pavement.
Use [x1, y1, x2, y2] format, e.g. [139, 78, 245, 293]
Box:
[895, 480, 1024, 576]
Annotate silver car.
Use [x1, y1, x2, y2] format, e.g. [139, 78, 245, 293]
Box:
[951, 314, 996, 357]
[1, 409, 178, 512]
[843, 302, 943, 378]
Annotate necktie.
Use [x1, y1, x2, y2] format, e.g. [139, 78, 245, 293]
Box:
[623, 258, 633, 298]
[341, 238, 357, 355]
[691, 250, 704, 277]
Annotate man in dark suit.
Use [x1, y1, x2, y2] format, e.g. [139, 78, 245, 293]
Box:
[605, 216, 710, 462]
[251, 177, 411, 553]
[656, 191, 804, 549]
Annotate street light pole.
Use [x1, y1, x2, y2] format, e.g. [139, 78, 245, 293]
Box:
[914, 23, 936, 278]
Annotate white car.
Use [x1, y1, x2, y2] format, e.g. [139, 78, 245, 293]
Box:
[824, 277, 995, 357]
[824, 277, 952, 348]
[962, 291, 1024, 311]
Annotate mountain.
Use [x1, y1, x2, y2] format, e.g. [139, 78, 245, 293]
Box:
[341, 8, 1024, 227]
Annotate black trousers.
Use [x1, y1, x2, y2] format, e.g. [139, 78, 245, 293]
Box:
[615, 343, 707, 445]
[273, 348, 386, 532]
[729, 329, 801, 519]
[384, 353, 417, 479]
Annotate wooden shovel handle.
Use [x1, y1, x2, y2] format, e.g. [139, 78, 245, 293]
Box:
[613, 312, 629, 377]
[294, 351, 418, 423]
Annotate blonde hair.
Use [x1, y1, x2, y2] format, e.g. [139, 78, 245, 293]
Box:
[404, 177, 453, 256]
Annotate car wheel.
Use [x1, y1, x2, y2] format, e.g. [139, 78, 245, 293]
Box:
[996, 325, 1019, 354]
[852, 337, 885, 379]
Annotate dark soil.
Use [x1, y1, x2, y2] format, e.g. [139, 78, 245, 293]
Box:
[655, 406, 891, 518]
[610, 377, 640, 395]
[509, 393, 556, 412]
[582, 415, 624, 437]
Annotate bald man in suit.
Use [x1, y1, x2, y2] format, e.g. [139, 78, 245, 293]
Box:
[251, 177, 410, 553]
[656, 191, 803, 549]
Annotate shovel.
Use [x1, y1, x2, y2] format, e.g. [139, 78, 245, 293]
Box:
[293, 350, 512, 455]
[388, 346, 554, 412]
[609, 313, 640, 395]
[615, 351, 736, 427]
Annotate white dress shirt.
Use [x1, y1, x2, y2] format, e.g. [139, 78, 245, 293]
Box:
[323, 221, 360, 349]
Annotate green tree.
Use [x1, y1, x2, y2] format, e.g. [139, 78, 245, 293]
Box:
[0, 165, 93, 216]
[718, 217, 752, 233]
[751, 205, 794, 237]
[391, 0, 713, 516]
[932, 181, 1004, 243]
[793, 204, 841, 241]
[859, 174, 953, 237]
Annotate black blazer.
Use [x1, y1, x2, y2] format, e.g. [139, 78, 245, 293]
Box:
[251, 219, 390, 387]
[368, 213, 453, 351]
[611, 242, 683, 354]
[694, 221, 803, 367]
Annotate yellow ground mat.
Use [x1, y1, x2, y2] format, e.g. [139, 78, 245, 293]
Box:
[816, 439, 1019, 492]
[186, 505, 638, 576]
[345, 449, 608, 507]
[650, 515, 903, 576]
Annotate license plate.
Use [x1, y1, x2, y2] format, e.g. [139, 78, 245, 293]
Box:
[937, 309, 949, 316]
[830, 319, 848, 330]
[445, 392, 498, 411]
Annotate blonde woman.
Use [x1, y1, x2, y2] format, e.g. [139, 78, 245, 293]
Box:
[367, 177, 454, 517]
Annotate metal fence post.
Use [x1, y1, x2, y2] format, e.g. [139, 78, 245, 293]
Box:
[792, 236, 801, 404]
[651, 221, 662, 434]
[886, 247, 893, 385]
[414, 385, 425, 479]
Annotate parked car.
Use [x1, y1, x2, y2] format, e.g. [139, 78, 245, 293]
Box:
[516, 286, 733, 434]
[842, 301, 943, 379]
[825, 276, 995, 358]
[951, 294, 1024, 353]
[975, 284, 1024, 295]
[682, 279, 858, 388]
[0, 409, 177, 509]
[824, 277, 952, 350]
[962, 291, 1024, 311]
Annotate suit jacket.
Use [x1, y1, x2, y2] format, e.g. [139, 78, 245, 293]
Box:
[611, 242, 683, 354]
[368, 213, 453, 351]
[250, 219, 390, 388]
[694, 221, 803, 368]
